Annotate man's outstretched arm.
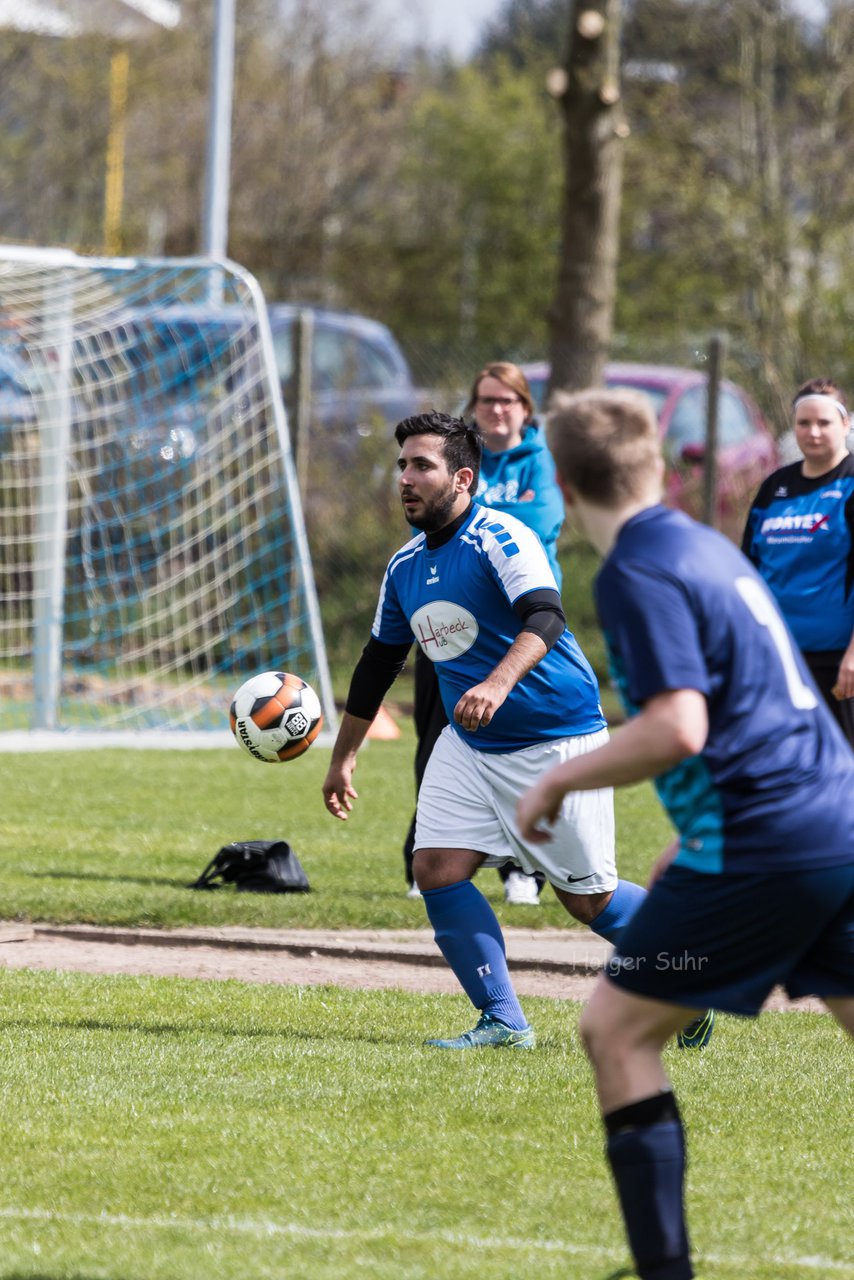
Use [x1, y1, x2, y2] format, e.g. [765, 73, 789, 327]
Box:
[322, 710, 374, 820]
[321, 636, 411, 820]
[454, 631, 547, 732]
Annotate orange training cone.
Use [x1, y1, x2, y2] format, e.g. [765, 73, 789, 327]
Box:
[366, 704, 401, 740]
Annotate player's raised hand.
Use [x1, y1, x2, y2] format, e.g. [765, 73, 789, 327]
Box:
[322, 763, 359, 821]
[516, 776, 563, 844]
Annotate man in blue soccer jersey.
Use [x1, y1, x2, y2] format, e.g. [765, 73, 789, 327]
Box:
[322, 411, 648, 1049]
[517, 388, 854, 1280]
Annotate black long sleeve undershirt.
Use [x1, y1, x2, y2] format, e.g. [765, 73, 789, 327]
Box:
[344, 588, 566, 722]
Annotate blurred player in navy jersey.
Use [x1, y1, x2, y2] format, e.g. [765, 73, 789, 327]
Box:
[518, 388, 854, 1280]
[322, 410, 649, 1050]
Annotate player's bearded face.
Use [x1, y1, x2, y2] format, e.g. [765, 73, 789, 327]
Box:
[399, 435, 468, 532]
[404, 477, 459, 531]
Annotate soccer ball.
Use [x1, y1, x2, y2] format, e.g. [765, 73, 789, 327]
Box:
[229, 671, 323, 763]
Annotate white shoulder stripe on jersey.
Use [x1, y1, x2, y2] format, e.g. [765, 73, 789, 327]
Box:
[473, 506, 558, 603]
[387, 533, 425, 573]
[373, 537, 424, 636]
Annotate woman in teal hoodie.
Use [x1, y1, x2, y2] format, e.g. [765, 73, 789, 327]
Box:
[468, 361, 564, 588]
[403, 363, 565, 904]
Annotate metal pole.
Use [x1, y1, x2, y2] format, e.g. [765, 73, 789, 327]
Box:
[201, 0, 234, 259]
[291, 309, 314, 498]
[32, 274, 74, 730]
[103, 44, 130, 255]
[702, 334, 726, 528]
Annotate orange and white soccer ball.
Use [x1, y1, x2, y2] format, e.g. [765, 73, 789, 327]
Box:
[229, 671, 323, 762]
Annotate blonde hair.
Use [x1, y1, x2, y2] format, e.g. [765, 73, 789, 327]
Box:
[547, 388, 662, 506]
[464, 362, 535, 421]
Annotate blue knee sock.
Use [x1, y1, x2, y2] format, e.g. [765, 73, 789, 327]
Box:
[590, 878, 647, 943]
[422, 880, 528, 1030]
[605, 1093, 693, 1280]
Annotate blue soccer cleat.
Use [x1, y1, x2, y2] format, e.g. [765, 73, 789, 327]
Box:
[424, 1012, 536, 1050]
[677, 1008, 715, 1050]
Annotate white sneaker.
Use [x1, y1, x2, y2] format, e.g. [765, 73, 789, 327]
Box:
[504, 870, 541, 906]
[406, 883, 422, 899]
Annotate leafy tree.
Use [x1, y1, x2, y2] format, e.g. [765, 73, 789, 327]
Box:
[0, 32, 111, 251]
[477, 0, 570, 64]
[329, 55, 563, 381]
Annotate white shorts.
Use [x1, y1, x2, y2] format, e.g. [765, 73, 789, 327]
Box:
[415, 725, 616, 895]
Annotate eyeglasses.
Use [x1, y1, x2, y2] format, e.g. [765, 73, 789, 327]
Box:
[475, 396, 521, 409]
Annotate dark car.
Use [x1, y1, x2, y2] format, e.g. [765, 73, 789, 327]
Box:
[79, 302, 419, 450]
[521, 360, 779, 535]
[54, 301, 416, 459]
[267, 304, 420, 438]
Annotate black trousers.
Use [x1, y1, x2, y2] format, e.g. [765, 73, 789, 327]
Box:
[402, 648, 449, 885]
[803, 650, 854, 750]
[402, 647, 544, 893]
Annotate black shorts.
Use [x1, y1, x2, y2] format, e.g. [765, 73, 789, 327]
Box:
[606, 863, 854, 1017]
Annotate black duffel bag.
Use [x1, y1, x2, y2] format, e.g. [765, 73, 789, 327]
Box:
[189, 840, 311, 893]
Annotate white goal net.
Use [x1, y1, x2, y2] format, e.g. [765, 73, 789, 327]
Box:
[0, 246, 336, 747]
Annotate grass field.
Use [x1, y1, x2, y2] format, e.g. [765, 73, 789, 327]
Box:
[0, 970, 851, 1280]
[0, 742, 852, 1279]
[0, 737, 672, 929]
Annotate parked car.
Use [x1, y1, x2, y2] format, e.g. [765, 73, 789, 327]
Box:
[521, 361, 779, 535]
[267, 304, 420, 438]
[78, 302, 419, 452]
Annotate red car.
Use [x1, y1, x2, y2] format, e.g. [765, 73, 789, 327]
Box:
[522, 361, 779, 538]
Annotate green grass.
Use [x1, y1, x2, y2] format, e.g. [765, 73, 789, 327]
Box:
[0, 969, 850, 1280]
[1, 744, 850, 1279]
[0, 739, 672, 929]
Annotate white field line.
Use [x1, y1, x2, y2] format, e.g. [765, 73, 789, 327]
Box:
[0, 1206, 851, 1273]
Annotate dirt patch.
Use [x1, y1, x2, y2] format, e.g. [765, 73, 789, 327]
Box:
[0, 932, 596, 998]
[0, 922, 824, 1012]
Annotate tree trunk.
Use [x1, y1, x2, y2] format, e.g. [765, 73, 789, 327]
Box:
[741, 0, 797, 426]
[547, 0, 625, 400]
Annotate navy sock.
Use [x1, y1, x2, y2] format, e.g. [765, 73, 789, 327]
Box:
[604, 1093, 693, 1280]
[589, 878, 647, 943]
[422, 879, 528, 1030]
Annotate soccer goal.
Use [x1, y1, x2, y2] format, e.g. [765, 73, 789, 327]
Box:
[0, 246, 336, 748]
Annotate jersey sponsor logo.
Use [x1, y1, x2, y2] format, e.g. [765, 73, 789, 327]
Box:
[411, 601, 479, 661]
[760, 512, 830, 534]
